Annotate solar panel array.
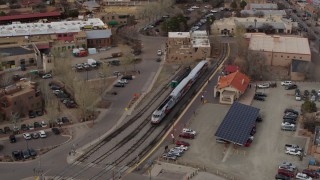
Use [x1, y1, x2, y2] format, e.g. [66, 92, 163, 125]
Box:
[215, 102, 260, 145]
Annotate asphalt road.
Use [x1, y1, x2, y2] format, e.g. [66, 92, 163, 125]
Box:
[0, 35, 167, 179]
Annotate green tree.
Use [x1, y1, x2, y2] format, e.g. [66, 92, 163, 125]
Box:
[0, 11, 5, 16]
[160, 14, 187, 34]
[230, 0, 238, 10]
[301, 100, 317, 114]
[240, 0, 247, 9]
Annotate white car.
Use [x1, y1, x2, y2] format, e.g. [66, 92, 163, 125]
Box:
[281, 122, 295, 127]
[286, 149, 302, 156]
[175, 145, 188, 151]
[281, 81, 292, 86]
[296, 173, 312, 180]
[257, 83, 270, 88]
[39, 130, 47, 138]
[182, 128, 196, 135]
[41, 121, 47, 128]
[296, 95, 302, 101]
[210, 10, 218, 13]
[187, 8, 194, 12]
[42, 74, 52, 79]
[157, 50, 162, 56]
[280, 162, 297, 169]
[23, 133, 31, 140]
[118, 79, 128, 84]
[191, 6, 199, 9]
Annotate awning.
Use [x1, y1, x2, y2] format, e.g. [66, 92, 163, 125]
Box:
[108, 21, 118, 25]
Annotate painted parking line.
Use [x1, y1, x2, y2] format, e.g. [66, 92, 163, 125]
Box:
[125, 43, 231, 175]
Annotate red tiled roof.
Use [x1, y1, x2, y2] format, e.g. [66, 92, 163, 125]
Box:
[0, 12, 61, 21]
[21, 0, 42, 6]
[217, 71, 250, 93]
[224, 65, 240, 73]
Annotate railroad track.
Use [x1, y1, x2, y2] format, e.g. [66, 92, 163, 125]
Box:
[54, 43, 229, 180]
[86, 43, 230, 179]
[52, 66, 186, 179]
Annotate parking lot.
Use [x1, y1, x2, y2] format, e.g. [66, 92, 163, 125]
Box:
[173, 81, 320, 180]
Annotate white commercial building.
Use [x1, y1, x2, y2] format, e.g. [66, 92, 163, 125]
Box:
[0, 18, 106, 37]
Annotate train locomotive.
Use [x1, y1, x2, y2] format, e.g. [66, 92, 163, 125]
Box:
[151, 60, 208, 124]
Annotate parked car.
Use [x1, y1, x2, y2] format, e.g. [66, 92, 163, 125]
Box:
[275, 173, 291, 180]
[256, 116, 263, 122]
[51, 128, 60, 135]
[157, 50, 162, 56]
[4, 126, 11, 134]
[29, 148, 37, 157]
[278, 165, 295, 172]
[23, 133, 31, 140]
[39, 130, 47, 138]
[304, 90, 310, 96]
[28, 124, 34, 130]
[174, 145, 188, 151]
[280, 162, 297, 170]
[285, 149, 302, 156]
[12, 150, 23, 161]
[296, 95, 302, 101]
[179, 132, 195, 139]
[285, 144, 302, 151]
[281, 81, 292, 86]
[285, 84, 297, 90]
[255, 92, 267, 97]
[257, 83, 270, 88]
[182, 128, 196, 135]
[278, 169, 295, 177]
[283, 114, 298, 120]
[162, 153, 177, 160]
[284, 109, 299, 115]
[167, 151, 182, 157]
[283, 119, 296, 124]
[20, 124, 29, 131]
[23, 150, 31, 159]
[176, 141, 190, 146]
[118, 79, 128, 84]
[9, 135, 16, 143]
[296, 173, 312, 180]
[34, 122, 41, 128]
[254, 96, 265, 101]
[122, 75, 135, 80]
[302, 169, 319, 178]
[29, 111, 36, 118]
[282, 122, 295, 127]
[41, 121, 47, 128]
[42, 74, 52, 79]
[114, 82, 125, 87]
[31, 132, 39, 139]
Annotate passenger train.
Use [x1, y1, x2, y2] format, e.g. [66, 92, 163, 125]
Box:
[151, 60, 208, 124]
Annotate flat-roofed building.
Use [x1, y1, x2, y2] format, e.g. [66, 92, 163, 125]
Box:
[240, 10, 287, 17]
[245, 3, 278, 10]
[0, 81, 42, 121]
[248, 35, 311, 67]
[166, 31, 211, 63]
[0, 46, 38, 70]
[85, 29, 112, 48]
[211, 17, 293, 35]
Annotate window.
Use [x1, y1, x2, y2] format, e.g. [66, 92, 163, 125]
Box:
[281, 55, 283, 57]
[20, 59, 25, 65]
[28, 96, 33, 100]
[300, 57, 302, 59]
[29, 58, 35, 64]
[63, 34, 67, 37]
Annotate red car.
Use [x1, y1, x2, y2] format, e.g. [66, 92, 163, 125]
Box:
[176, 141, 190, 146]
[278, 169, 295, 178]
[179, 132, 195, 139]
[302, 169, 320, 178]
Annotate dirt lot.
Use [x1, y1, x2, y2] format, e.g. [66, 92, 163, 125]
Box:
[176, 81, 320, 180]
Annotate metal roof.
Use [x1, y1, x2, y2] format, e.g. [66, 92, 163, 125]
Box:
[0, 12, 61, 21]
[215, 102, 260, 145]
[85, 29, 112, 39]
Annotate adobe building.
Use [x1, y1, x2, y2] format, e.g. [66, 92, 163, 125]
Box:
[248, 34, 311, 80]
[0, 81, 42, 121]
[214, 71, 250, 104]
[166, 31, 211, 63]
[0, 46, 38, 70]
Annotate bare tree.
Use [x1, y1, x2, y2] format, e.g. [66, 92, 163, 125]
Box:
[40, 83, 59, 127]
[119, 45, 135, 73]
[74, 80, 99, 122]
[97, 63, 110, 94]
[234, 25, 248, 58]
[243, 51, 267, 80]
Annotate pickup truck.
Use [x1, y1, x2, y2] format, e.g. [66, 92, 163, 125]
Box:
[285, 144, 303, 151]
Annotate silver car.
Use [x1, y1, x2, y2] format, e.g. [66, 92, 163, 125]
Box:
[280, 162, 297, 170]
[162, 153, 177, 160]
